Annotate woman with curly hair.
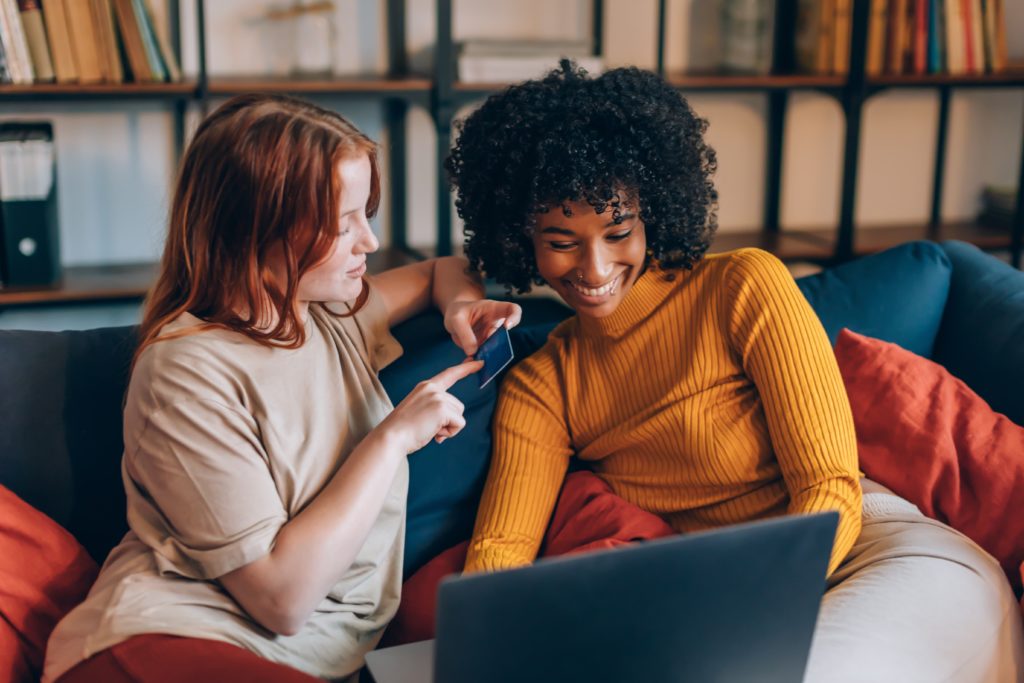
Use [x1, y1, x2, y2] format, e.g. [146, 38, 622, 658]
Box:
[443, 62, 1023, 680]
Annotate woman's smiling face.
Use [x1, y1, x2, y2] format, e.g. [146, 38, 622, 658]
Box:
[531, 199, 647, 319]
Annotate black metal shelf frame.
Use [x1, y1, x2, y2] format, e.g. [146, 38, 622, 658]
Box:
[597, 0, 1024, 266]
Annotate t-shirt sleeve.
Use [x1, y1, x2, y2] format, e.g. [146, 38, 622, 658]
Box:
[329, 278, 403, 372]
[124, 398, 289, 580]
[724, 249, 862, 575]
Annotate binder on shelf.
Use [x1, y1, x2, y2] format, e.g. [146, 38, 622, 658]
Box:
[0, 122, 61, 288]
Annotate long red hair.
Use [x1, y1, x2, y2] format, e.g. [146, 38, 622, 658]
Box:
[134, 93, 380, 367]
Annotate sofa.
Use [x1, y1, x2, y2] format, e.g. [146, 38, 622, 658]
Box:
[1, 239, 1023, 682]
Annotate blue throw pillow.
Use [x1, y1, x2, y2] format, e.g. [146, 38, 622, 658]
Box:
[933, 241, 1024, 426]
[381, 313, 496, 578]
[795, 241, 952, 358]
[383, 298, 571, 577]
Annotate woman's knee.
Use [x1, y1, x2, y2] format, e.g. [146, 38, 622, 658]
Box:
[806, 509, 1024, 682]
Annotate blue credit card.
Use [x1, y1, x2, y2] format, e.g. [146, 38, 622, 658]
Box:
[474, 325, 514, 389]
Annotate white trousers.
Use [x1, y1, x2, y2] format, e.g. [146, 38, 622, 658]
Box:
[804, 485, 1024, 683]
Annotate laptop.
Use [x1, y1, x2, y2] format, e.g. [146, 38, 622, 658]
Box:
[365, 511, 837, 683]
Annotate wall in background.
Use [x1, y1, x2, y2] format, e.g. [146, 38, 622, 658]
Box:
[2, 0, 1023, 330]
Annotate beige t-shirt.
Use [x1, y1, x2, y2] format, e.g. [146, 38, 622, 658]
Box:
[43, 284, 405, 683]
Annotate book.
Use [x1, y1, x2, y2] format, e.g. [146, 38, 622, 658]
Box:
[460, 39, 593, 57]
[902, 0, 915, 73]
[0, 0, 19, 83]
[63, 0, 105, 83]
[833, 0, 852, 75]
[142, 0, 180, 81]
[990, 0, 1007, 72]
[794, 0, 820, 73]
[977, 184, 1016, 230]
[968, 0, 984, 73]
[131, 0, 166, 81]
[1, 0, 35, 83]
[927, 0, 944, 73]
[978, 0, 1003, 72]
[0, 35, 9, 83]
[981, 0, 994, 72]
[944, 0, 966, 74]
[912, 0, 928, 74]
[960, 0, 976, 73]
[458, 54, 604, 83]
[866, 0, 889, 76]
[112, 0, 151, 81]
[41, 0, 79, 82]
[720, 0, 775, 75]
[455, 38, 602, 83]
[17, 0, 54, 82]
[90, 0, 123, 83]
[884, 0, 904, 73]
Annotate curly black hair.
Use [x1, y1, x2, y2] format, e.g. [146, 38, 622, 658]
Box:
[446, 60, 719, 294]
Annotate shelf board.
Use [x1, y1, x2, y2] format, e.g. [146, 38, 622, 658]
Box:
[206, 76, 432, 96]
[0, 262, 158, 306]
[699, 221, 1016, 261]
[868, 67, 1024, 88]
[453, 72, 845, 98]
[850, 221, 1014, 254]
[0, 81, 197, 101]
[0, 248, 424, 308]
[709, 229, 835, 259]
[665, 71, 846, 91]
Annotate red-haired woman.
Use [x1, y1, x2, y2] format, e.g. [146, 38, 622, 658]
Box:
[43, 94, 520, 683]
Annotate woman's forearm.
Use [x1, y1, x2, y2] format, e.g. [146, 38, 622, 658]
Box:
[432, 256, 485, 315]
[219, 429, 407, 635]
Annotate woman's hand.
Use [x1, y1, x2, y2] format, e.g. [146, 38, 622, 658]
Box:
[444, 300, 523, 356]
[376, 360, 484, 453]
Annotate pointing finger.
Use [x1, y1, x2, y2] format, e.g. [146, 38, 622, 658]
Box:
[431, 359, 484, 390]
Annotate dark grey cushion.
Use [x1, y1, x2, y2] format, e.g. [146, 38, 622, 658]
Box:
[0, 326, 136, 562]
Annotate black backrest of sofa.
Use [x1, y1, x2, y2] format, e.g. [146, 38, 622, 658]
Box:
[0, 325, 137, 562]
[0, 297, 573, 567]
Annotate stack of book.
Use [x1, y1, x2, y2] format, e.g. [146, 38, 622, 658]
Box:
[977, 185, 1017, 230]
[719, 0, 776, 74]
[796, 0, 1009, 77]
[456, 39, 604, 84]
[0, 0, 181, 85]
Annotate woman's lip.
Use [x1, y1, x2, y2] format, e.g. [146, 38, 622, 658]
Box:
[563, 272, 623, 303]
[347, 262, 367, 277]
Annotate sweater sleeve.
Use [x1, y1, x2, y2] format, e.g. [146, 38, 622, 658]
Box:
[463, 347, 573, 573]
[725, 250, 862, 574]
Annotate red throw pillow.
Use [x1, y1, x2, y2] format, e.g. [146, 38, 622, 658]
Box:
[834, 329, 1024, 591]
[0, 485, 99, 682]
[383, 471, 675, 647]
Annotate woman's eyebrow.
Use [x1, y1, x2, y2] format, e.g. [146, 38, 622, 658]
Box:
[540, 226, 575, 236]
[605, 212, 636, 227]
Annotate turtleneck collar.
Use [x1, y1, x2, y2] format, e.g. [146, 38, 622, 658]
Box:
[577, 266, 680, 336]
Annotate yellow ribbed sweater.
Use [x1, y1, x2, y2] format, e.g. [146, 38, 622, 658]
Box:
[465, 248, 862, 576]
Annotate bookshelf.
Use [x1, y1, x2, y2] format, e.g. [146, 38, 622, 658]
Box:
[2, 0, 1022, 313]
[0, 0, 423, 310]
[433, 0, 1024, 269]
